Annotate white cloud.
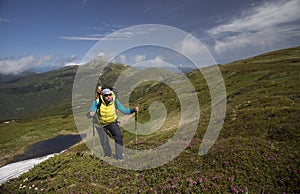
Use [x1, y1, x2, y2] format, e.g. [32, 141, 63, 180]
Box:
[59, 31, 134, 41]
[0, 18, 11, 22]
[0, 55, 52, 75]
[59, 25, 159, 42]
[59, 36, 102, 41]
[119, 55, 126, 63]
[148, 56, 171, 68]
[97, 52, 105, 57]
[65, 55, 84, 66]
[65, 62, 79, 66]
[208, 0, 300, 54]
[134, 55, 169, 69]
[134, 55, 146, 63]
[70, 54, 78, 61]
[82, 51, 119, 64]
[153, 56, 164, 63]
[0, 54, 80, 75]
[176, 35, 207, 57]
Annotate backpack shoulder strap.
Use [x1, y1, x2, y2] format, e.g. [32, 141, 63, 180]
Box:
[96, 98, 102, 115]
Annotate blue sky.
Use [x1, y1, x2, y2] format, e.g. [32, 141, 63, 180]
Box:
[0, 0, 300, 74]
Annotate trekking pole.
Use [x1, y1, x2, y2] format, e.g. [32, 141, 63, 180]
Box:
[135, 111, 138, 152]
[92, 117, 96, 156]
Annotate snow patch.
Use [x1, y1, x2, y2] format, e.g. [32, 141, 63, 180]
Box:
[0, 154, 55, 185]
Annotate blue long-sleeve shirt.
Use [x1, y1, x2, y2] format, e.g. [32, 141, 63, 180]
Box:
[88, 99, 135, 114]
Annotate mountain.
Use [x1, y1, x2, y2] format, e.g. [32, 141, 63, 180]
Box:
[0, 46, 299, 193]
[0, 71, 36, 84]
[0, 56, 203, 122]
[0, 65, 77, 121]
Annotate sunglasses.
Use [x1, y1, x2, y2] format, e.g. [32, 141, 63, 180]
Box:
[103, 93, 112, 97]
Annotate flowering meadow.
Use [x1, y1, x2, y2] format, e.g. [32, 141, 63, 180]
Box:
[1, 47, 299, 193]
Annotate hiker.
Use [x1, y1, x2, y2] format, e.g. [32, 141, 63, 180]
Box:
[88, 86, 138, 160]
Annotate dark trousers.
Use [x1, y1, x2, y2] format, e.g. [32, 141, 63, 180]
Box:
[96, 122, 123, 159]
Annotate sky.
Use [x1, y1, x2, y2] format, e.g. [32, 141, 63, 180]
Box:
[0, 0, 300, 75]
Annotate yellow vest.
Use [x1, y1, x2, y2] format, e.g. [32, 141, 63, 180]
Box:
[97, 93, 117, 126]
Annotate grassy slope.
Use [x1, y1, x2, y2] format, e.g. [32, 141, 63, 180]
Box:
[0, 62, 128, 166]
[1, 46, 299, 193]
[0, 66, 77, 120]
[0, 115, 77, 166]
[0, 62, 127, 121]
[0, 66, 80, 166]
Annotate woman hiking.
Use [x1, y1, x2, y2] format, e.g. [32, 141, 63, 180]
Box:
[88, 86, 138, 160]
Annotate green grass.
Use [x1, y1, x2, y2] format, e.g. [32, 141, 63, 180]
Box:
[1, 136, 298, 193]
[0, 115, 77, 166]
[0, 46, 299, 193]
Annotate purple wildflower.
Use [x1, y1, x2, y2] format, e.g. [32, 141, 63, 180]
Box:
[228, 177, 234, 181]
[198, 177, 204, 183]
[230, 185, 238, 193]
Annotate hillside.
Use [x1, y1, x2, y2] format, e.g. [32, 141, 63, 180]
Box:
[0, 66, 77, 120]
[0, 46, 299, 193]
[0, 62, 131, 121]
[0, 61, 178, 167]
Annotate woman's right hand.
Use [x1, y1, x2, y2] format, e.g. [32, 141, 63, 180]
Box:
[89, 111, 95, 117]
